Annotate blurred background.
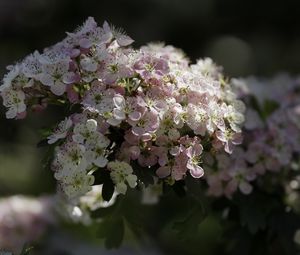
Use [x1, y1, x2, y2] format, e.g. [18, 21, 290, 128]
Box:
[0, 0, 300, 254]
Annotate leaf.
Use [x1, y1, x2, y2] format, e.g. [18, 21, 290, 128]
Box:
[131, 161, 154, 187]
[173, 203, 206, 240]
[239, 203, 266, 234]
[172, 180, 186, 197]
[97, 217, 125, 249]
[37, 138, 49, 148]
[263, 99, 279, 118]
[93, 169, 115, 201]
[102, 177, 115, 202]
[40, 143, 56, 171]
[248, 96, 279, 121]
[20, 244, 34, 255]
[93, 168, 109, 184]
[91, 204, 116, 219]
[236, 192, 277, 234]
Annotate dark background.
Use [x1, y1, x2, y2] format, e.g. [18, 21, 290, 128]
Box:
[0, 0, 300, 198]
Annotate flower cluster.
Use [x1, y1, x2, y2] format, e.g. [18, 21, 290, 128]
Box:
[0, 196, 55, 253]
[0, 17, 244, 204]
[205, 75, 300, 198]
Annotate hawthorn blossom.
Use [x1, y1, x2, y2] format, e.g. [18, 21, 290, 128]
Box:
[48, 117, 73, 144]
[62, 171, 95, 199]
[134, 54, 169, 82]
[216, 129, 243, 154]
[39, 59, 77, 96]
[186, 143, 204, 178]
[0, 88, 26, 119]
[108, 161, 137, 194]
[0, 17, 246, 206]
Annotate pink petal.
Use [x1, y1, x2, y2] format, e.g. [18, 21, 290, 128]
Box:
[239, 181, 253, 194]
[116, 35, 134, 47]
[51, 81, 66, 96]
[156, 166, 171, 178]
[129, 111, 141, 121]
[189, 164, 204, 179]
[39, 74, 54, 86]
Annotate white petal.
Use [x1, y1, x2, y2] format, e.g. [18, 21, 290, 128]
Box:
[116, 35, 134, 46]
[63, 72, 77, 84]
[51, 81, 66, 96]
[94, 157, 108, 168]
[113, 95, 125, 108]
[113, 108, 126, 120]
[116, 182, 127, 194]
[6, 107, 17, 119]
[86, 119, 98, 132]
[126, 175, 137, 188]
[39, 74, 54, 86]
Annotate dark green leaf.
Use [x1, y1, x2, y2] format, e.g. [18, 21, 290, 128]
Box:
[263, 99, 279, 118]
[20, 244, 34, 255]
[102, 177, 115, 202]
[97, 217, 124, 249]
[37, 138, 49, 148]
[131, 161, 154, 187]
[172, 180, 186, 197]
[93, 168, 109, 184]
[91, 205, 116, 219]
[173, 204, 206, 240]
[236, 192, 277, 234]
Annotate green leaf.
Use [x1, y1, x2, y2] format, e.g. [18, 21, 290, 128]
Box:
[131, 161, 154, 187]
[93, 169, 115, 201]
[97, 216, 125, 249]
[173, 203, 206, 240]
[262, 99, 279, 118]
[172, 180, 186, 197]
[37, 138, 49, 148]
[91, 205, 116, 218]
[93, 168, 109, 184]
[249, 96, 279, 121]
[236, 192, 278, 234]
[20, 244, 34, 255]
[102, 177, 115, 202]
[239, 203, 266, 234]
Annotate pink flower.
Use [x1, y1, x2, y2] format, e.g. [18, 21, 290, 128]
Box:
[130, 110, 159, 136]
[216, 130, 243, 154]
[134, 54, 169, 83]
[185, 143, 204, 178]
[39, 59, 76, 96]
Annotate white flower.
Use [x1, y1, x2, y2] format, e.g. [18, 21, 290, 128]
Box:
[72, 119, 98, 144]
[54, 142, 87, 180]
[191, 58, 222, 78]
[85, 133, 110, 167]
[224, 104, 245, 132]
[48, 117, 73, 144]
[38, 59, 75, 96]
[186, 104, 208, 136]
[112, 94, 126, 120]
[61, 171, 95, 199]
[80, 185, 117, 210]
[80, 55, 98, 72]
[108, 161, 137, 194]
[82, 85, 117, 124]
[1, 88, 26, 119]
